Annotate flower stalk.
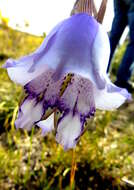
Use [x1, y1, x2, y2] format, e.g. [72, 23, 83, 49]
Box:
[70, 149, 77, 189]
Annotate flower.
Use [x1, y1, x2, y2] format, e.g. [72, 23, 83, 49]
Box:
[3, 13, 131, 150]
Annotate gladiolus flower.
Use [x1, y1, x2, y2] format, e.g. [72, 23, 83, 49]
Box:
[3, 13, 131, 150]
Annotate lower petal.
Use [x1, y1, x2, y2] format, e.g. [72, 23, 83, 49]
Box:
[56, 113, 82, 150]
[15, 97, 43, 130]
[107, 83, 132, 100]
[59, 75, 95, 116]
[36, 114, 54, 135]
[93, 83, 131, 110]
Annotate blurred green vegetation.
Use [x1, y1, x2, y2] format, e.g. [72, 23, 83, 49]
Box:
[0, 25, 134, 190]
[0, 11, 9, 27]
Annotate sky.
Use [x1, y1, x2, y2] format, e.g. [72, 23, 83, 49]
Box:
[0, 0, 114, 36]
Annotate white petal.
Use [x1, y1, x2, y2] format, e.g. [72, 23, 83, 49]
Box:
[4, 22, 63, 86]
[56, 113, 81, 150]
[15, 98, 43, 130]
[91, 23, 130, 110]
[93, 85, 129, 110]
[85, 24, 110, 89]
[91, 24, 110, 74]
[36, 114, 54, 135]
[5, 58, 49, 85]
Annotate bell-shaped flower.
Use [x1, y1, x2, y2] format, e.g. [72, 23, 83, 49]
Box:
[3, 13, 131, 150]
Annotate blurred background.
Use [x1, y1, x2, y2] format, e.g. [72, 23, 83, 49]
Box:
[0, 0, 134, 190]
[0, 0, 114, 35]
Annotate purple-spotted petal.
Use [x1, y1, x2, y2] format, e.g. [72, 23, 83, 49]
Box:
[25, 69, 64, 109]
[15, 97, 43, 130]
[56, 113, 81, 150]
[58, 75, 95, 116]
[36, 114, 54, 135]
[55, 75, 96, 150]
[25, 69, 59, 94]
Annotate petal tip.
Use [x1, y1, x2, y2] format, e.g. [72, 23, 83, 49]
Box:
[119, 88, 132, 101]
[2, 59, 15, 68]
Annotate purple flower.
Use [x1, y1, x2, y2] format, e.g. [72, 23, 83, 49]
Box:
[3, 13, 131, 150]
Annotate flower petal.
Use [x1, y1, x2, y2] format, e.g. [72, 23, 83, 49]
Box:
[15, 97, 43, 130]
[2, 22, 63, 85]
[56, 113, 82, 150]
[58, 75, 95, 116]
[25, 69, 56, 95]
[93, 82, 131, 110]
[91, 24, 110, 75]
[48, 14, 109, 90]
[86, 24, 110, 89]
[107, 82, 132, 101]
[25, 69, 64, 108]
[36, 114, 54, 135]
[3, 13, 109, 89]
[49, 13, 99, 82]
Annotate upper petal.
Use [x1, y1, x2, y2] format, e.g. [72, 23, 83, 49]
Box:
[88, 24, 110, 89]
[48, 13, 109, 90]
[91, 24, 110, 75]
[48, 13, 99, 82]
[3, 13, 108, 89]
[47, 14, 110, 91]
[2, 21, 63, 85]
